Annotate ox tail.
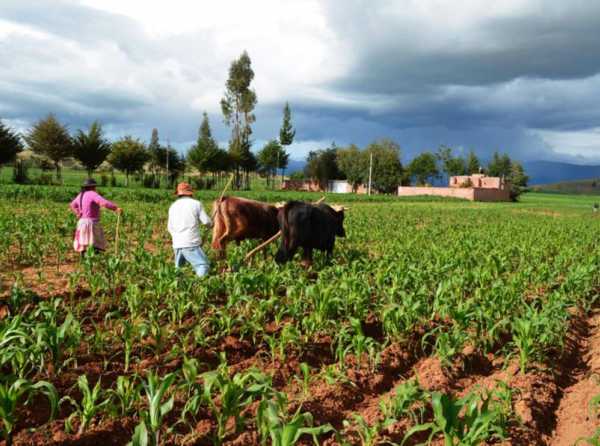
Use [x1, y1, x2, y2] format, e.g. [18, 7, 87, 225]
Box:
[216, 198, 233, 247]
[211, 197, 228, 252]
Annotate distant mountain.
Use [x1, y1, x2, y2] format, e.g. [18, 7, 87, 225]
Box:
[524, 160, 600, 185]
[286, 159, 306, 174]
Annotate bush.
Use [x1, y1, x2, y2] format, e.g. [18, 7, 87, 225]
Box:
[191, 177, 215, 190]
[143, 174, 160, 189]
[289, 171, 304, 180]
[35, 173, 54, 185]
[100, 174, 109, 187]
[12, 160, 29, 184]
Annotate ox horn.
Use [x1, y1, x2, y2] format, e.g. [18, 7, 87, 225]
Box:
[274, 202, 285, 209]
[315, 196, 326, 204]
[244, 230, 282, 263]
[330, 204, 349, 212]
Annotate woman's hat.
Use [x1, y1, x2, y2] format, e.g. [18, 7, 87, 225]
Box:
[176, 182, 194, 196]
[82, 178, 97, 188]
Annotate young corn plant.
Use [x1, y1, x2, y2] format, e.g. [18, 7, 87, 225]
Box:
[0, 378, 58, 446]
[343, 414, 387, 446]
[0, 317, 39, 378]
[512, 316, 536, 374]
[134, 371, 176, 446]
[34, 312, 81, 375]
[257, 391, 334, 446]
[178, 357, 204, 427]
[402, 387, 511, 446]
[62, 375, 111, 435]
[202, 368, 272, 445]
[379, 379, 426, 426]
[294, 362, 312, 401]
[109, 375, 141, 417]
[118, 319, 136, 372]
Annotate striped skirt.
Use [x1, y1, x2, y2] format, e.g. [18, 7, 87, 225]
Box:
[73, 218, 107, 252]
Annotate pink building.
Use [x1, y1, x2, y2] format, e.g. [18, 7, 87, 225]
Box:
[397, 174, 511, 202]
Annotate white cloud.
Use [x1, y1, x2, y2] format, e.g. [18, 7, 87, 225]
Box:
[535, 128, 600, 161]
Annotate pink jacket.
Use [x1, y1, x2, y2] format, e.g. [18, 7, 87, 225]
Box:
[70, 190, 117, 221]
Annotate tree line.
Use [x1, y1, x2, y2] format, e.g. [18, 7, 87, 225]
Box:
[0, 51, 295, 189]
[300, 141, 528, 198]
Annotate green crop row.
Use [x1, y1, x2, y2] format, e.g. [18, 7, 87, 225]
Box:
[1, 192, 599, 444]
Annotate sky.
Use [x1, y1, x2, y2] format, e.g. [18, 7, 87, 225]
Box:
[2, 0, 600, 165]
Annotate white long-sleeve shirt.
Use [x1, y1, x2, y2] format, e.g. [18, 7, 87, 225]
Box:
[167, 197, 212, 249]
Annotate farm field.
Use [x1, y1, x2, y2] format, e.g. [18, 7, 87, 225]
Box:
[1, 186, 600, 446]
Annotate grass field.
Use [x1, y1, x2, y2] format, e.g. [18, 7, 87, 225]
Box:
[1, 187, 600, 446]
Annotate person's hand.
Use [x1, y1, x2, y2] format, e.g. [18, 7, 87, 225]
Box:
[115, 207, 123, 214]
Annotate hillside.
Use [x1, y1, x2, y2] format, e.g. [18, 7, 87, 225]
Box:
[531, 178, 600, 195]
[524, 160, 600, 185]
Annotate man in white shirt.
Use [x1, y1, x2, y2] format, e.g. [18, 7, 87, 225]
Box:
[167, 182, 213, 277]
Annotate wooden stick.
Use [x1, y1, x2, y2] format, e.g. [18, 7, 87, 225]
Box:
[114, 213, 120, 256]
[219, 173, 235, 203]
[315, 196, 326, 204]
[244, 230, 282, 262]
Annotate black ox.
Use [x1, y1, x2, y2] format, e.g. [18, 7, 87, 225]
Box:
[275, 201, 346, 265]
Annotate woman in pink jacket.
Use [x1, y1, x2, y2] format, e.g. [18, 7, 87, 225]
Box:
[70, 178, 122, 254]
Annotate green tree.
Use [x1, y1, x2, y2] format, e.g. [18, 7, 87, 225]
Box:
[304, 145, 341, 189]
[147, 128, 162, 177]
[165, 144, 185, 187]
[72, 121, 111, 176]
[278, 102, 295, 181]
[187, 112, 220, 178]
[108, 136, 149, 186]
[408, 152, 439, 186]
[365, 139, 404, 193]
[487, 151, 512, 177]
[0, 119, 23, 166]
[336, 144, 366, 191]
[24, 114, 73, 180]
[508, 161, 529, 201]
[466, 150, 481, 174]
[257, 139, 286, 188]
[221, 51, 257, 189]
[436, 145, 466, 179]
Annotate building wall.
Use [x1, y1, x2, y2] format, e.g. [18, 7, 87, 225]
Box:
[472, 188, 511, 201]
[450, 174, 505, 190]
[397, 186, 475, 200]
[281, 180, 322, 192]
[328, 180, 353, 193]
[397, 186, 511, 202]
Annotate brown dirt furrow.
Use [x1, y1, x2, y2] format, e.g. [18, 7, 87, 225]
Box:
[550, 310, 600, 446]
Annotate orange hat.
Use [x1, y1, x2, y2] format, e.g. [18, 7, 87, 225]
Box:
[176, 182, 194, 196]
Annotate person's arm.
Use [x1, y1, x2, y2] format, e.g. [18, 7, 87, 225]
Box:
[197, 202, 213, 227]
[93, 192, 122, 213]
[70, 194, 81, 217]
[167, 207, 174, 235]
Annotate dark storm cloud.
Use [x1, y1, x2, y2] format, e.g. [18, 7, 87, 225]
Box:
[324, 1, 600, 92]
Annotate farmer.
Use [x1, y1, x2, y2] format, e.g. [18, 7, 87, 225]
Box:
[70, 178, 122, 255]
[167, 182, 212, 277]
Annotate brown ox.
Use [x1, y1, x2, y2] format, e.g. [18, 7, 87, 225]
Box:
[211, 196, 279, 257]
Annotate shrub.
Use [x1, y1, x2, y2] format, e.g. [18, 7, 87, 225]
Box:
[12, 160, 29, 184]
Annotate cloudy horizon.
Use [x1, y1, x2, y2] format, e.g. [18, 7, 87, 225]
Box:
[2, 0, 600, 165]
